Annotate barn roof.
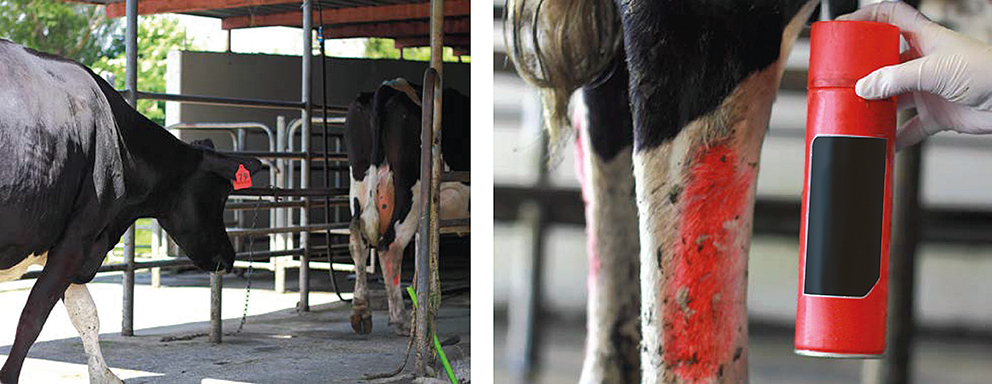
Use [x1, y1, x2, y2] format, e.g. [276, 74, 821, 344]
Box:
[64, 0, 470, 52]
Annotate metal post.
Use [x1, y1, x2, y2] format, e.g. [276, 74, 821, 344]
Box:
[210, 273, 223, 343]
[414, 0, 445, 375]
[121, 0, 138, 338]
[507, 90, 548, 379]
[150, 219, 161, 288]
[235, 129, 246, 230]
[275, 116, 289, 294]
[863, 142, 924, 384]
[415, 69, 436, 377]
[508, 201, 546, 379]
[298, 0, 312, 312]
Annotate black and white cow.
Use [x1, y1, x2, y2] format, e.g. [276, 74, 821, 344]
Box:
[345, 79, 470, 335]
[0, 39, 261, 383]
[508, 0, 825, 382]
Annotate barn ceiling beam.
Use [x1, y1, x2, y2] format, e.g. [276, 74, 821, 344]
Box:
[220, 0, 470, 30]
[318, 17, 469, 40]
[106, 0, 294, 18]
[392, 35, 469, 50]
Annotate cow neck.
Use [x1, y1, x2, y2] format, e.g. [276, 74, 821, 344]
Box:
[86, 67, 199, 218]
[123, 113, 198, 214]
[101, 99, 197, 226]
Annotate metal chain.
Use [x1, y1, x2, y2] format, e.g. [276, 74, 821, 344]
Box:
[229, 193, 266, 336]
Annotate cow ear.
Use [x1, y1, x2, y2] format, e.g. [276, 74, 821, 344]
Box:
[201, 149, 263, 182]
[190, 139, 215, 150]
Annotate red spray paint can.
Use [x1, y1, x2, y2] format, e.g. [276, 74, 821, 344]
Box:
[795, 20, 900, 358]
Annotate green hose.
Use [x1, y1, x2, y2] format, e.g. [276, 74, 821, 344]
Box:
[407, 286, 458, 384]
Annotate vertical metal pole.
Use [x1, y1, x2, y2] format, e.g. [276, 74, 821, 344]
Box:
[210, 272, 223, 343]
[883, 143, 923, 384]
[508, 201, 546, 380]
[275, 116, 288, 294]
[150, 219, 162, 288]
[415, 70, 436, 376]
[121, 0, 138, 338]
[298, 0, 312, 312]
[234, 130, 246, 229]
[863, 115, 924, 384]
[507, 91, 547, 379]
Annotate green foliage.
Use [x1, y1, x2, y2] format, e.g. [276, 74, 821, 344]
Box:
[363, 38, 468, 63]
[0, 1, 189, 126]
[91, 16, 189, 126]
[0, 0, 119, 66]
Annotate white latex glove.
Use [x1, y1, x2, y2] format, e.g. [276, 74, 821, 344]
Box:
[838, 1, 992, 150]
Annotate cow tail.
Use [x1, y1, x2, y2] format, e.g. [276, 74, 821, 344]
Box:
[504, 0, 622, 160]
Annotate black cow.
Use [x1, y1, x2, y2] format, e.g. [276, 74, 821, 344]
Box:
[345, 78, 470, 335]
[0, 39, 261, 383]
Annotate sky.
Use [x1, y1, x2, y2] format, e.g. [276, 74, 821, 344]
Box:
[171, 14, 367, 57]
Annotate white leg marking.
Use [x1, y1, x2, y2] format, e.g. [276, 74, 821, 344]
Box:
[64, 284, 122, 384]
[578, 126, 641, 383]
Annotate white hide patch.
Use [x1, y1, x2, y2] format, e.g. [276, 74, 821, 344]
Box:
[356, 165, 381, 246]
[390, 180, 470, 248]
[391, 180, 422, 248]
[0, 253, 48, 283]
[439, 182, 470, 220]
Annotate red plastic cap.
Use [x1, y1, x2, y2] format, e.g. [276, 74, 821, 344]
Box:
[808, 21, 900, 89]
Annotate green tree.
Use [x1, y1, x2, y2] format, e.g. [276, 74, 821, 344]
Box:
[0, 1, 190, 126]
[91, 16, 189, 126]
[0, 0, 119, 66]
[363, 37, 468, 63]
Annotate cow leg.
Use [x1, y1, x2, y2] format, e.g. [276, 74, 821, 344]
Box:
[378, 242, 408, 335]
[617, 2, 817, 382]
[349, 219, 374, 335]
[0, 262, 73, 383]
[575, 62, 641, 384]
[63, 284, 122, 384]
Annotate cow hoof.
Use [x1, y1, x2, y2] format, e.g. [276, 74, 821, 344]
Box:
[350, 309, 373, 335]
[90, 367, 122, 384]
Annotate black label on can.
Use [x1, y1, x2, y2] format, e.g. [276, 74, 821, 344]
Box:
[804, 136, 886, 297]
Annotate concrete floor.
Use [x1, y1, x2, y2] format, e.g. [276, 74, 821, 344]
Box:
[0, 268, 471, 383]
[494, 315, 992, 384]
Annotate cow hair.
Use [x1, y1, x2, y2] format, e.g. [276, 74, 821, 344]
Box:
[504, 0, 622, 160]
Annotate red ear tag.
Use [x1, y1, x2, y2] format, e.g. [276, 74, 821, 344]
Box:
[233, 164, 252, 190]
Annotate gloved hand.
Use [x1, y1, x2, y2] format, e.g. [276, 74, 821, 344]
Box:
[838, 1, 992, 150]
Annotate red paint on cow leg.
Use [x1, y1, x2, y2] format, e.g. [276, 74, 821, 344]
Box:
[663, 144, 753, 382]
[573, 125, 601, 285]
[384, 244, 401, 287]
[376, 166, 394, 236]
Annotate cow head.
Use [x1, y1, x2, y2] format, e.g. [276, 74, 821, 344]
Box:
[158, 139, 262, 274]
